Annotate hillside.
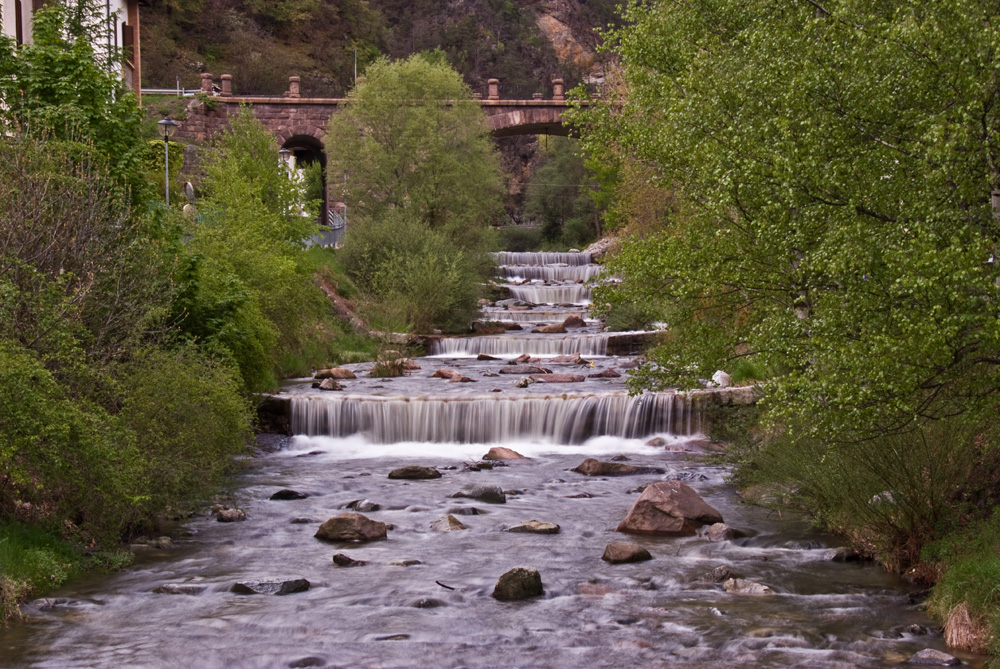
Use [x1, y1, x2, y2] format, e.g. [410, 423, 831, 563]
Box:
[140, 0, 619, 97]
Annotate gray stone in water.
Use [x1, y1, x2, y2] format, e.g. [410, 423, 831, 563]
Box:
[704, 523, 748, 542]
[216, 508, 246, 522]
[230, 578, 310, 596]
[288, 657, 327, 668]
[588, 368, 622, 378]
[270, 489, 309, 500]
[344, 499, 381, 512]
[410, 598, 446, 608]
[388, 466, 442, 480]
[450, 484, 506, 504]
[153, 583, 206, 595]
[572, 458, 664, 477]
[832, 546, 862, 562]
[492, 566, 544, 601]
[504, 520, 560, 534]
[906, 649, 962, 666]
[705, 565, 739, 583]
[513, 376, 535, 388]
[317, 378, 343, 391]
[447, 507, 485, 516]
[723, 578, 773, 595]
[332, 553, 366, 567]
[498, 365, 551, 375]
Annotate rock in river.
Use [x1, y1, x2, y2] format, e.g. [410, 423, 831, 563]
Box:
[332, 553, 367, 567]
[906, 648, 962, 666]
[723, 578, 773, 595]
[572, 458, 664, 477]
[617, 481, 723, 536]
[482, 447, 526, 461]
[602, 542, 652, 564]
[498, 365, 552, 375]
[388, 466, 442, 480]
[493, 567, 544, 601]
[450, 484, 506, 504]
[431, 514, 468, 532]
[504, 520, 560, 534]
[230, 578, 310, 596]
[315, 513, 388, 543]
[704, 523, 748, 542]
[270, 489, 309, 500]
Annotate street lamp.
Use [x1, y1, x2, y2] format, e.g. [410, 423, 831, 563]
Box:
[157, 117, 179, 205]
[279, 147, 292, 177]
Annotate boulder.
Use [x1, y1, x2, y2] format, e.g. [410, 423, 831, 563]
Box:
[315, 367, 357, 380]
[704, 523, 748, 542]
[504, 520, 560, 534]
[905, 649, 961, 666]
[645, 437, 667, 447]
[503, 323, 523, 331]
[472, 321, 507, 335]
[616, 481, 723, 536]
[705, 565, 738, 583]
[450, 375, 477, 383]
[588, 369, 622, 379]
[332, 553, 367, 567]
[388, 466, 442, 480]
[602, 542, 653, 564]
[432, 368, 463, 380]
[492, 567, 544, 601]
[513, 353, 531, 363]
[477, 353, 500, 361]
[513, 377, 536, 388]
[410, 598, 446, 608]
[562, 315, 588, 328]
[450, 484, 506, 504]
[832, 547, 862, 562]
[723, 578, 773, 595]
[532, 323, 566, 334]
[430, 514, 468, 532]
[549, 352, 585, 364]
[572, 458, 664, 477]
[711, 370, 732, 387]
[270, 489, 309, 501]
[216, 508, 246, 522]
[317, 378, 343, 391]
[343, 499, 381, 512]
[482, 447, 526, 461]
[315, 513, 388, 543]
[529, 374, 585, 383]
[498, 365, 552, 375]
[231, 578, 310, 595]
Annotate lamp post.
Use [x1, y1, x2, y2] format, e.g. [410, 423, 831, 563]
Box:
[279, 147, 292, 177]
[157, 117, 179, 205]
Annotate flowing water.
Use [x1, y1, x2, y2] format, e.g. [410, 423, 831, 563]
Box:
[1, 251, 981, 668]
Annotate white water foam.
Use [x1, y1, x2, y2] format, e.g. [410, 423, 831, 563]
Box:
[497, 265, 603, 282]
[491, 251, 593, 266]
[480, 308, 594, 324]
[429, 333, 611, 357]
[507, 284, 591, 305]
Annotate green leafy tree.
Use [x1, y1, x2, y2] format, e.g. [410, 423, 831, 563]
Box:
[524, 136, 601, 247]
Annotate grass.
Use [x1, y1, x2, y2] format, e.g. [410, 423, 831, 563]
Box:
[0, 522, 131, 624]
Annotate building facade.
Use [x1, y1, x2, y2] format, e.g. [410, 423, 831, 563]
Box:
[1, 0, 141, 96]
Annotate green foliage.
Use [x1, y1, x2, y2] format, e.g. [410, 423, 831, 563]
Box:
[524, 136, 600, 247]
[330, 54, 501, 332]
[0, 0, 145, 193]
[497, 226, 544, 252]
[143, 140, 186, 206]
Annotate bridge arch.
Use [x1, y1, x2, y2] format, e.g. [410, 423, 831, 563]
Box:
[280, 133, 328, 222]
[486, 107, 573, 138]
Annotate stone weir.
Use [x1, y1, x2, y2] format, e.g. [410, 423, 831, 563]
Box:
[428, 331, 661, 357]
[289, 391, 697, 444]
[496, 264, 603, 282]
[492, 251, 592, 266]
[507, 283, 591, 305]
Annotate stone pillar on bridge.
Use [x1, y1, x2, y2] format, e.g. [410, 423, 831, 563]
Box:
[488, 79, 500, 100]
[200, 73, 213, 94]
[221, 74, 233, 97]
[552, 79, 565, 101]
[288, 76, 301, 99]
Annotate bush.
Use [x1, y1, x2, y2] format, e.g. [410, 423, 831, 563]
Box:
[497, 226, 543, 252]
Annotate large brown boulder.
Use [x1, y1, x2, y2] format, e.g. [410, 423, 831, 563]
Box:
[432, 368, 463, 380]
[482, 447, 526, 460]
[315, 513, 388, 543]
[562, 315, 587, 328]
[532, 323, 567, 334]
[616, 481, 723, 536]
[549, 353, 585, 364]
[572, 458, 664, 476]
[388, 466, 442, 480]
[492, 567, 543, 601]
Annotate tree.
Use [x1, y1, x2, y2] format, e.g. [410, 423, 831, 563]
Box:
[523, 136, 601, 247]
[328, 52, 504, 332]
[328, 51, 504, 242]
[585, 0, 1000, 439]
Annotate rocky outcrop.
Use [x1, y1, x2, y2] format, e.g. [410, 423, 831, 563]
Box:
[532, 323, 566, 334]
[270, 489, 308, 500]
[616, 481, 723, 535]
[315, 513, 388, 542]
[431, 514, 468, 532]
[231, 578, 310, 595]
[315, 367, 357, 380]
[450, 484, 506, 504]
[602, 542, 652, 564]
[493, 567, 544, 601]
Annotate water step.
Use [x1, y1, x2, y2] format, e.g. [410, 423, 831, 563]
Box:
[492, 251, 592, 266]
[428, 332, 660, 357]
[496, 265, 603, 282]
[289, 392, 698, 444]
[480, 308, 594, 324]
[508, 284, 591, 305]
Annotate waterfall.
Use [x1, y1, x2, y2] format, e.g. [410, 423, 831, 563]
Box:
[480, 308, 593, 324]
[290, 392, 696, 444]
[492, 251, 592, 266]
[496, 265, 603, 282]
[429, 333, 611, 357]
[508, 284, 591, 305]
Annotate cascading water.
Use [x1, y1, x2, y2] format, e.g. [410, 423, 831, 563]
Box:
[507, 284, 591, 305]
[479, 308, 593, 324]
[496, 264, 603, 282]
[2, 250, 975, 669]
[290, 392, 697, 444]
[492, 251, 592, 266]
